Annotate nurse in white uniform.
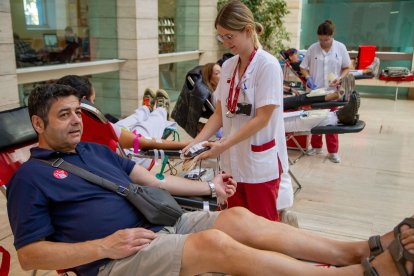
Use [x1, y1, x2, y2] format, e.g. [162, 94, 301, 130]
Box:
[300, 20, 351, 163]
[184, 1, 288, 221]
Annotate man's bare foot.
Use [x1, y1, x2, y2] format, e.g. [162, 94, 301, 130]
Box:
[367, 215, 414, 258]
[365, 219, 414, 275]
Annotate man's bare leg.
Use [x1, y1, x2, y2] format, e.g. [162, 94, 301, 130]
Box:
[179, 211, 414, 276]
[180, 229, 361, 276]
[213, 208, 411, 266]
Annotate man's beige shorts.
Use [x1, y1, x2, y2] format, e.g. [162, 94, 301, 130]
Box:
[98, 211, 219, 276]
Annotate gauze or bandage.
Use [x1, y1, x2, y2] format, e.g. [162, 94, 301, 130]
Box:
[327, 72, 336, 82]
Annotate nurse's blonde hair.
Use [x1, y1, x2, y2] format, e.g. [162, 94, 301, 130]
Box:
[215, 0, 263, 49]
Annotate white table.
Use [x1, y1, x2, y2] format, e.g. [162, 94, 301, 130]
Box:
[355, 78, 414, 100]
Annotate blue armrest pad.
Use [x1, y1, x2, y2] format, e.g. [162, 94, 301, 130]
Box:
[311, 120, 366, 135]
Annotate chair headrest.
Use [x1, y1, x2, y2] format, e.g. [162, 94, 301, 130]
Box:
[80, 99, 108, 123]
[0, 107, 37, 151]
[279, 50, 288, 60]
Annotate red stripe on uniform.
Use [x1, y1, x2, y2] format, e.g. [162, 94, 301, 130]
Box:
[251, 139, 276, 152]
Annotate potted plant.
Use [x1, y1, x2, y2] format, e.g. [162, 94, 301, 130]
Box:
[217, 0, 290, 55]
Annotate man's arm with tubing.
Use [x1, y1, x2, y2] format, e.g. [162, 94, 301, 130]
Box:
[119, 129, 189, 150]
[199, 104, 277, 160]
[128, 162, 236, 200]
[182, 101, 224, 152]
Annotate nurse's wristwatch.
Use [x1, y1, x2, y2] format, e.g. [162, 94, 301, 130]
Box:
[207, 181, 217, 198]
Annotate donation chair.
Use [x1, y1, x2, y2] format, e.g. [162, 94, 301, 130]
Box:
[279, 50, 307, 90]
[0, 107, 38, 189]
[80, 100, 218, 211]
[171, 65, 215, 138]
[80, 99, 174, 171]
[283, 72, 358, 166]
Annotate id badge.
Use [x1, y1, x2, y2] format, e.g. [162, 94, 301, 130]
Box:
[236, 102, 252, 116]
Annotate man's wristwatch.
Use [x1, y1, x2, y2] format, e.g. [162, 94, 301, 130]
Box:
[207, 181, 217, 198]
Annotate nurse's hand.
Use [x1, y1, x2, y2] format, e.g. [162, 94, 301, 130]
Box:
[198, 140, 227, 160]
[329, 77, 341, 87]
[182, 141, 197, 155]
[306, 76, 317, 90]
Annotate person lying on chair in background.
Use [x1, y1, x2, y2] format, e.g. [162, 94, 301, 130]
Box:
[283, 48, 350, 109]
[284, 91, 360, 133]
[349, 57, 381, 78]
[7, 83, 414, 276]
[56, 75, 189, 168]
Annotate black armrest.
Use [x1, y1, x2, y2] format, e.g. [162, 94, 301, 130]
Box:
[0, 107, 37, 151]
[139, 149, 182, 157]
[279, 50, 288, 60]
[354, 74, 373, 80]
[174, 196, 218, 211]
[311, 120, 366, 135]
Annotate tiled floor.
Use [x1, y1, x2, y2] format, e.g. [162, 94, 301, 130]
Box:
[1, 96, 414, 275]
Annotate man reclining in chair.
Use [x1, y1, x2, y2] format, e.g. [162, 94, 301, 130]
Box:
[56, 75, 189, 168]
[283, 48, 352, 109]
[7, 83, 414, 276]
[284, 91, 361, 133]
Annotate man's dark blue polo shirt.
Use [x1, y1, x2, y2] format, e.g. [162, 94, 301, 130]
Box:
[7, 142, 162, 276]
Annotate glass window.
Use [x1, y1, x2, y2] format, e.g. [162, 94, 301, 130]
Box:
[11, 0, 118, 68]
[300, 0, 414, 53]
[300, 0, 414, 98]
[158, 0, 200, 100]
[18, 71, 122, 117]
[158, 0, 199, 54]
[159, 60, 199, 101]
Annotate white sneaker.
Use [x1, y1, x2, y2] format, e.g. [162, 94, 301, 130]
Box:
[306, 148, 323, 156]
[328, 153, 341, 163]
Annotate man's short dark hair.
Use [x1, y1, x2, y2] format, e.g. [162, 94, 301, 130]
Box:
[56, 75, 93, 100]
[28, 84, 79, 129]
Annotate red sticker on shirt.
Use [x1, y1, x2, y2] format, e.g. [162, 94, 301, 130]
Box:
[53, 169, 68, 179]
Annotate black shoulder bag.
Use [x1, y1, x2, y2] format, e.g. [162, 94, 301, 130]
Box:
[37, 158, 183, 226]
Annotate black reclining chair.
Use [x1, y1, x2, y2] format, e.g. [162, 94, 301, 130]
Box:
[171, 65, 215, 138]
[0, 107, 38, 194]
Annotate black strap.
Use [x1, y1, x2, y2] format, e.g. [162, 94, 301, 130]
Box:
[35, 158, 131, 197]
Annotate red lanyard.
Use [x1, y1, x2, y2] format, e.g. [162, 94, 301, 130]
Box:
[227, 48, 257, 114]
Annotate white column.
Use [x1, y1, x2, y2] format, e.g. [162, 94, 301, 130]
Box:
[285, 0, 302, 49]
[0, 1, 19, 111]
[199, 0, 222, 65]
[117, 0, 159, 116]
